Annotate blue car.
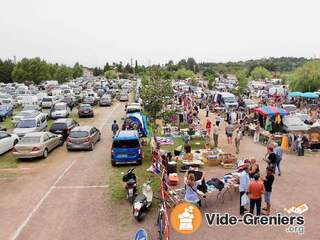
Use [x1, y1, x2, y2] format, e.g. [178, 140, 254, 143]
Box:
[111, 130, 143, 166]
[0, 105, 13, 120]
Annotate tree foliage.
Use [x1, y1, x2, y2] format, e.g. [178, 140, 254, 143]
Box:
[250, 66, 271, 80]
[174, 68, 195, 79]
[72, 62, 83, 78]
[289, 60, 320, 92]
[140, 71, 173, 120]
[0, 59, 15, 83]
[104, 70, 118, 79]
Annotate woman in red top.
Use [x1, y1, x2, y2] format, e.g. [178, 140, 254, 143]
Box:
[205, 118, 212, 136]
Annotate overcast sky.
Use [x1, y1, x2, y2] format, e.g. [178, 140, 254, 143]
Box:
[1, 0, 320, 67]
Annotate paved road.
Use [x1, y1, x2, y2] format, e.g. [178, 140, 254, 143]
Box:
[0, 102, 126, 240]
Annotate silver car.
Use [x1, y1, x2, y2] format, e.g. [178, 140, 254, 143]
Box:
[13, 132, 63, 159]
[66, 126, 101, 151]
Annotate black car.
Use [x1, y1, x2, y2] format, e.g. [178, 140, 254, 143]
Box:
[78, 104, 94, 118]
[62, 97, 77, 108]
[49, 118, 79, 140]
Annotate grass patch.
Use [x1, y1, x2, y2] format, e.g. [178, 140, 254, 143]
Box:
[0, 153, 18, 169]
[110, 144, 160, 202]
[160, 137, 207, 152]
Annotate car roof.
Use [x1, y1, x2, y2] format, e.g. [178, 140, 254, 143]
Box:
[53, 118, 73, 123]
[114, 130, 139, 140]
[72, 126, 93, 131]
[23, 132, 47, 137]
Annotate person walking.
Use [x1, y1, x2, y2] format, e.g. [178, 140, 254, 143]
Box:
[205, 118, 212, 136]
[215, 113, 221, 126]
[111, 120, 119, 136]
[261, 167, 275, 215]
[213, 123, 220, 147]
[206, 105, 209, 117]
[234, 129, 242, 154]
[239, 166, 250, 215]
[225, 123, 233, 144]
[247, 173, 265, 216]
[274, 143, 283, 176]
[253, 121, 261, 143]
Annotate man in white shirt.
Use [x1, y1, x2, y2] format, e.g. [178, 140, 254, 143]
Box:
[239, 166, 250, 215]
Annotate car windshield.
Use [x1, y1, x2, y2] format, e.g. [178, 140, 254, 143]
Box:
[20, 136, 41, 144]
[17, 111, 32, 117]
[42, 98, 52, 102]
[17, 119, 36, 128]
[113, 140, 140, 148]
[23, 106, 36, 110]
[51, 123, 67, 130]
[69, 131, 89, 138]
[53, 105, 66, 110]
[0, 106, 8, 110]
[80, 105, 91, 110]
[224, 97, 236, 103]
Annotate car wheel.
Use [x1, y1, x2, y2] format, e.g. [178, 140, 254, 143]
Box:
[89, 143, 94, 151]
[43, 149, 48, 158]
[111, 161, 116, 166]
[97, 134, 101, 142]
[13, 139, 19, 146]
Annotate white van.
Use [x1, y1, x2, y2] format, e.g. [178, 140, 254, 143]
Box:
[49, 102, 70, 119]
[214, 92, 238, 109]
[13, 113, 47, 138]
[41, 96, 59, 108]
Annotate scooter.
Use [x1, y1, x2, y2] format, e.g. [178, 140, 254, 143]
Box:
[122, 168, 137, 203]
[133, 180, 153, 221]
[134, 228, 150, 240]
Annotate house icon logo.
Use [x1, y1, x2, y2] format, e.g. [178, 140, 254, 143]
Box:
[170, 202, 202, 234]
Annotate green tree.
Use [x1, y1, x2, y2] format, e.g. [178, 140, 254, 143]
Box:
[104, 70, 118, 79]
[174, 68, 195, 79]
[236, 69, 249, 95]
[289, 60, 320, 92]
[93, 67, 104, 76]
[140, 71, 173, 121]
[54, 65, 73, 83]
[250, 66, 271, 80]
[0, 59, 15, 83]
[177, 59, 187, 69]
[72, 62, 83, 78]
[11, 57, 50, 84]
[103, 62, 111, 72]
[186, 57, 198, 73]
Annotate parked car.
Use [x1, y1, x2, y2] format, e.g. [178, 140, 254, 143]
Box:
[119, 92, 129, 102]
[99, 94, 112, 106]
[78, 104, 94, 118]
[49, 118, 79, 140]
[83, 96, 97, 106]
[239, 99, 258, 111]
[0, 131, 19, 155]
[49, 102, 70, 119]
[41, 96, 59, 108]
[13, 113, 47, 138]
[61, 96, 77, 108]
[111, 130, 142, 166]
[0, 105, 13, 120]
[11, 110, 40, 125]
[22, 104, 42, 111]
[66, 126, 101, 151]
[13, 132, 63, 159]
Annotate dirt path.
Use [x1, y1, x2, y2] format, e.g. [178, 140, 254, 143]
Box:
[0, 102, 126, 240]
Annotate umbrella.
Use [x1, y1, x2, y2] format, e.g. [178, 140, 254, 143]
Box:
[288, 92, 303, 97]
[302, 92, 319, 98]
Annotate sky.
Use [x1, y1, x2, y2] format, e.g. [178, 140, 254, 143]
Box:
[1, 0, 320, 67]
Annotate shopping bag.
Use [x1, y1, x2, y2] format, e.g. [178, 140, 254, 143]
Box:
[241, 193, 249, 206]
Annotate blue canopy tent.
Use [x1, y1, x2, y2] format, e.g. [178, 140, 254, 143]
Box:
[254, 105, 288, 117]
[288, 92, 303, 97]
[125, 112, 148, 137]
[302, 92, 319, 98]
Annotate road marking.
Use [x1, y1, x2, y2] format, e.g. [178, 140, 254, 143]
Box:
[53, 185, 109, 189]
[11, 160, 77, 240]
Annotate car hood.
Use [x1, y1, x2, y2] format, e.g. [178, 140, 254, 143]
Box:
[13, 128, 35, 135]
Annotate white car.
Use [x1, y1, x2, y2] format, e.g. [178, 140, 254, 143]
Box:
[0, 131, 19, 155]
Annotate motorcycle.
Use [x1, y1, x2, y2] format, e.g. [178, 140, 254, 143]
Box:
[133, 180, 153, 221]
[134, 228, 150, 240]
[122, 168, 137, 203]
